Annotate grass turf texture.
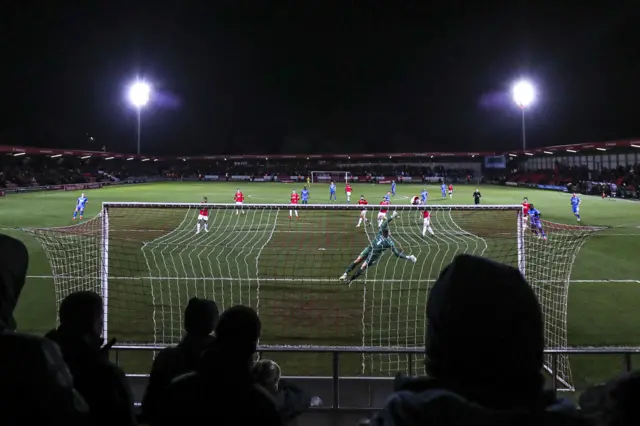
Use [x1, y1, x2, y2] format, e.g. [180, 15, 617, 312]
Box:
[1, 182, 639, 391]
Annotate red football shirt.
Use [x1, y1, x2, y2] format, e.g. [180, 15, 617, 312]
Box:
[199, 202, 209, 217]
[423, 210, 430, 219]
[345, 184, 352, 192]
[448, 184, 453, 191]
[522, 202, 530, 216]
[290, 193, 300, 204]
[358, 199, 368, 206]
[380, 200, 389, 213]
[234, 192, 244, 202]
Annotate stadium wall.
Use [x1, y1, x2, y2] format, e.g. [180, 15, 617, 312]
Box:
[0, 179, 150, 195]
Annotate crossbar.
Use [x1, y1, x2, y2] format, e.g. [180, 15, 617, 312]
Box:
[102, 202, 523, 210]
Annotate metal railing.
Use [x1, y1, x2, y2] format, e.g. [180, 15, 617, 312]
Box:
[112, 345, 640, 410]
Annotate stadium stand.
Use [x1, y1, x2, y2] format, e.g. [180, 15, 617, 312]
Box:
[1, 139, 639, 199]
[2, 138, 640, 425]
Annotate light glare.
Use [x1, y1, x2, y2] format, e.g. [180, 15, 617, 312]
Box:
[513, 80, 534, 109]
[129, 82, 151, 108]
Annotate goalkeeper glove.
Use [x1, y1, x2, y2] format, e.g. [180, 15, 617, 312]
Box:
[391, 211, 398, 219]
[407, 255, 417, 263]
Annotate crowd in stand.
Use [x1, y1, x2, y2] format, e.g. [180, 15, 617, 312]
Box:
[2, 233, 640, 425]
[0, 154, 480, 188]
[507, 162, 640, 198]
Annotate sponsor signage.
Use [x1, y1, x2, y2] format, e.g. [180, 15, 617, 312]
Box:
[230, 175, 251, 181]
[65, 184, 86, 191]
[203, 175, 219, 181]
[505, 181, 518, 186]
[399, 176, 412, 183]
[538, 184, 568, 192]
[422, 177, 443, 183]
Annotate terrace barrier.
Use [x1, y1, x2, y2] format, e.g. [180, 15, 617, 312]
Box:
[112, 345, 640, 412]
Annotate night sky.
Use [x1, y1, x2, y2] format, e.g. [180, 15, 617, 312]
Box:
[3, 2, 639, 156]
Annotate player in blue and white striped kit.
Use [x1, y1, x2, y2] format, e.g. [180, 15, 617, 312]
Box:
[421, 188, 428, 204]
[391, 180, 396, 196]
[441, 183, 446, 199]
[72, 193, 88, 220]
[570, 193, 581, 222]
[329, 182, 337, 201]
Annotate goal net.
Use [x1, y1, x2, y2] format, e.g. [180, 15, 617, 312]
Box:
[310, 171, 351, 184]
[26, 203, 602, 389]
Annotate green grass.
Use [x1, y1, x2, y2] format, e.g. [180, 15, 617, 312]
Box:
[2, 181, 640, 391]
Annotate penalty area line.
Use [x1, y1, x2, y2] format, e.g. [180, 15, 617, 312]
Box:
[24, 276, 640, 284]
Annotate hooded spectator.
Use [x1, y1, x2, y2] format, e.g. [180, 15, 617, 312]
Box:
[0, 234, 88, 425]
[371, 254, 589, 426]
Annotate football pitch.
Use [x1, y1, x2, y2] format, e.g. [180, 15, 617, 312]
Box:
[1, 181, 640, 391]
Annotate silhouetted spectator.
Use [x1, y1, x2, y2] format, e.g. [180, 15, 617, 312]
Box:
[156, 305, 282, 426]
[253, 359, 316, 424]
[141, 297, 219, 423]
[372, 254, 590, 426]
[0, 234, 89, 425]
[580, 370, 640, 426]
[46, 291, 136, 426]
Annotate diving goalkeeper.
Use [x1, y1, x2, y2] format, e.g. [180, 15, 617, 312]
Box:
[339, 211, 417, 286]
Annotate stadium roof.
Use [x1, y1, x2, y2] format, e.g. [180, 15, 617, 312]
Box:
[0, 138, 638, 161]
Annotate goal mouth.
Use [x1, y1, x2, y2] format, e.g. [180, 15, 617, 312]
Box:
[22, 202, 603, 388]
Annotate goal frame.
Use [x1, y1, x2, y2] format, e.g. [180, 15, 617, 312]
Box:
[94, 201, 582, 389]
[99, 202, 525, 343]
[310, 171, 351, 184]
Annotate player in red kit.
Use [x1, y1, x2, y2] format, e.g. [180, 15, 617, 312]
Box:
[289, 190, 300, 219]
[356, 195, 370, 227]
[448, 184, 454, 199]
[234, 188, 245, 215]
[345, 183, 353, 203]
[422, 209, 434, 237]
[196, 197, 209, 234]
[522, 197, 530, 228]
[377, 198, 390, 227]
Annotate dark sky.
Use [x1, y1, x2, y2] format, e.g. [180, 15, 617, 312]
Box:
[3, 2, 639, 155]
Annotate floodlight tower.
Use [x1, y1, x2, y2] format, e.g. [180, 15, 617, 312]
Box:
[512, 80, 534, 151]
[128, 81, 151, 155]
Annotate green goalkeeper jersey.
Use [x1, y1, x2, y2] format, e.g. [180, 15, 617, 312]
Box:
[368, 215, 406, 259]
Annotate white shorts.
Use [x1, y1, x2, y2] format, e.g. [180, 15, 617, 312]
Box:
[235, 201, 243, 206]
[198, 214, 208, 221]
[360, 209, 367, 217]
[377, 212, 387, 220]
[346, 191, 352, 197]
[423, 218, 431, 226]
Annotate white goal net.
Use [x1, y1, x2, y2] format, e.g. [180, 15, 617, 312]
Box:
[26, 203, 602, 389]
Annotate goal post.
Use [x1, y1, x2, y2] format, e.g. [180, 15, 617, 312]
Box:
[310, 171, 350, 184]
[26, 202, 603, 389]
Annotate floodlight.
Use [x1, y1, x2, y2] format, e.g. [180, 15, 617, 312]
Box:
[129, 82, 151, 108]
[513, 80, 534, 109]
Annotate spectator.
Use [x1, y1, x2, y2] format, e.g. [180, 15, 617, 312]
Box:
[580, 370, 640, 426]
[371, 254, 590, 426]
[141, 297, 219, 423]
[0, 234, 89, 425]
[156, 305, 282, 426]
[45, 291, 136, 426]
[253, 359, 316, 424]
